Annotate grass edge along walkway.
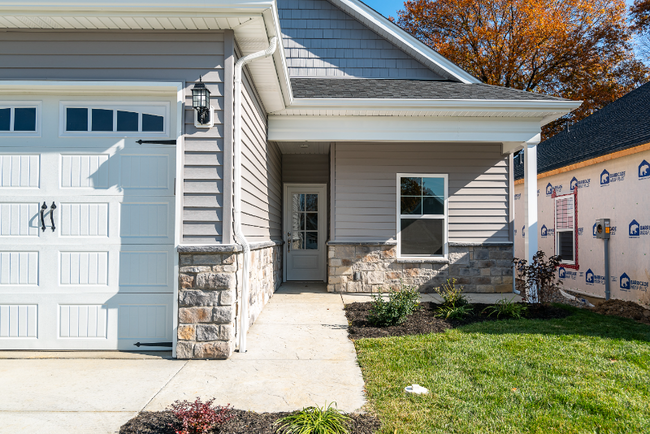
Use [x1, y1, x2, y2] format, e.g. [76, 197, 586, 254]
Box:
[354, 306, 650, 434]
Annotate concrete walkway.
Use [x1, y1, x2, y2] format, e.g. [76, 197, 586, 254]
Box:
[0, 282, 365, 434]
[0, 284, 520, 433]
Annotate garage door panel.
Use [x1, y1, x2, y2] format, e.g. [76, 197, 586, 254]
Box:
[59, 251, 109, 286]
[59, 203, 109, 237]
[0, 154, 40, 188]
[0, 202, 41, 236]
[120, 202, 171, 242]
[59, 304, 107, 338]
[0, 251, 39, 285]
[120, 154, 170, 190]
[60, 154, 109, 189]
[0, 304, 38, 337]
[119, 248, 171, 289]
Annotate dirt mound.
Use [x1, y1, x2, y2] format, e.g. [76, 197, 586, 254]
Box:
[591, 299, 650, 325]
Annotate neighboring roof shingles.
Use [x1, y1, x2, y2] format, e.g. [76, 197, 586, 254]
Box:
[291, 78, 568, 101]
[514, 81, 650, 179]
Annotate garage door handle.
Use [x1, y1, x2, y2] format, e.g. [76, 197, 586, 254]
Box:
[40, 202, 47, 232]
[50, 201, 57, 232]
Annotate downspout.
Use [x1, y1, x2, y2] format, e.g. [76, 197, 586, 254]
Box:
[233, 36, 278, 353]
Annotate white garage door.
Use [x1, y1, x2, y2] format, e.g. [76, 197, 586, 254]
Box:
[0, 96, 176, 350]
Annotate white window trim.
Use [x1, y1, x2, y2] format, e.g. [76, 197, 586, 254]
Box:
[396, 173, 449, 260]
[59, 101, 170, 137]
[0, 101, 41, 137]
[554, 195, 576, 265]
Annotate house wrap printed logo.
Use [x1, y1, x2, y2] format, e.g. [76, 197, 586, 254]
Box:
[585, 268, 606, 285]
[521, 225, 525, 238]
[629, 219, 650, 237]
[545, 183, 562, 196]
[600, 168, 625, 186]
[558, 267, 577, 281]
[540, 225, 554, 237]
[570, 176, 590, 190]
[620, 272, 649, 291]
[541, 225, 547, 237]
[639, 160, 650, 179]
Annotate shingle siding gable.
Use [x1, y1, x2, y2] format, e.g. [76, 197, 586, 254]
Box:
[278, 0, 443, 79]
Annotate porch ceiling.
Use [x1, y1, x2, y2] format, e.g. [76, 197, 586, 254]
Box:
[276, 142, 331, 154]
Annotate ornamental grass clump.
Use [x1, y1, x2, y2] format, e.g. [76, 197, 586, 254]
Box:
[367, 283, 420, 327]
[482, 297, 528, 319]
[434, 278, 472, 320]
[168, 398, 234, 434]
[274, 403, 351, 434]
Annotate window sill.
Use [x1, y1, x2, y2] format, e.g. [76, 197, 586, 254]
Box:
[396, 257, 449, 264]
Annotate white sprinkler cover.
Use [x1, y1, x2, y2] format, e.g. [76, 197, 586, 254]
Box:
[405, 384, 429, 394]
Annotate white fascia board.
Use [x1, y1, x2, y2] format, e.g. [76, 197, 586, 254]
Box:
[0, 0, 273, 14]
[269, 115, 543, 143]
[262, 5, 293, 107]
[329, 0, 480, 84]
[284, 97, 581, 115]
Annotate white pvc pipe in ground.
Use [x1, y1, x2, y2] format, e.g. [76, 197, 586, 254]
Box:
[233, 36, 278, 353]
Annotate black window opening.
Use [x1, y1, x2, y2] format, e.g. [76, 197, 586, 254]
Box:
[64, 106, 166, 134]
[0, 106, 37, 132]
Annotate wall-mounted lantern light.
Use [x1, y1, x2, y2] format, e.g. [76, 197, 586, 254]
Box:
[191, 77, 213, 128]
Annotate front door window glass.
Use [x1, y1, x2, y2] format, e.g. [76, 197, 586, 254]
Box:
[291, 193, 318, 250]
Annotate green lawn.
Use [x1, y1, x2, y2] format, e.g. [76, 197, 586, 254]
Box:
[354, 306, 650, 433]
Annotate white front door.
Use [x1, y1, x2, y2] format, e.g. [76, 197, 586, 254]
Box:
[0, 95, 176, 350]
[284, 184, 327, 281]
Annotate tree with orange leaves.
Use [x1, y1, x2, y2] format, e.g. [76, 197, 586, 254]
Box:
[395, 0, 649, 138]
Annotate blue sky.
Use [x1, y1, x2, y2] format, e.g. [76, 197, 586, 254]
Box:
[362, 0, 406, 18]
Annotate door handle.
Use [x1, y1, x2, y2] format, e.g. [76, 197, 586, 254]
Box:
[50, 201, 57, 232]
[40, 202, 48, 232]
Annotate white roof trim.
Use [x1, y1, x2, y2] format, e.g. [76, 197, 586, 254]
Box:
[328, 0, 480, 84]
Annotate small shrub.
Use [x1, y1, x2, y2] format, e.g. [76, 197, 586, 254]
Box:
[367, 283, 420, 327]
[168, 398, 234, 434]
[435, 278, 468, 307]
[434, 278, 471, 319]
[435, 303, 474, 320]
[274, 403, 351, 434]
[482, 297, 528, 319]
[513, 250, 562, 303]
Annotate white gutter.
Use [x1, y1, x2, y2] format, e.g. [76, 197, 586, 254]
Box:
[233, 36, 278, 353]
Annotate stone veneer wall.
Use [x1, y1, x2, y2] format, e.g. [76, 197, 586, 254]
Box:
[177, 242, 282, 359]
[327, 243, 513, 293]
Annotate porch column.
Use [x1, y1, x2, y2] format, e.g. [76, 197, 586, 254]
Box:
[523, 134, 540, 302]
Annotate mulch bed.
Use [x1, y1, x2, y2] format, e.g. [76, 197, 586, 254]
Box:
[119, 409, 381, 434]
[590, 299, 650, 325]
[345, 301, 571, 339]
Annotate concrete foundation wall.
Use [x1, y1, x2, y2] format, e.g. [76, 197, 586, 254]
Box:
[328, 243, 513, 293]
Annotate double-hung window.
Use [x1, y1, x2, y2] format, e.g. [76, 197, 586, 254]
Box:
[555, 190, 577, 265]
[397, 174, 448, 258]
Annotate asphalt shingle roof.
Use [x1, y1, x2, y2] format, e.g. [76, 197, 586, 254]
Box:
[291, 78, 568, 101]
[514, 81, 650, 179]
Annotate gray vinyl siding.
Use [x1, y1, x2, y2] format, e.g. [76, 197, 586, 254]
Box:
[240, 66, 283, 242]
[282, 154, 329, 184]
[333, 143, 510, 244]
[0, 30, 228, 245]
[277, 0, 442, 79]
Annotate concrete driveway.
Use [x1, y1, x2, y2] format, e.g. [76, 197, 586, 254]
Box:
[0, 282, 366, 434]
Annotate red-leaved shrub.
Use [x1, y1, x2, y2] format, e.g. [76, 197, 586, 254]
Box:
[168, 397, 234, 434]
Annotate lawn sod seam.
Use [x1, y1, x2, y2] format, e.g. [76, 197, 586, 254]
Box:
[354, 306, 650, 433]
